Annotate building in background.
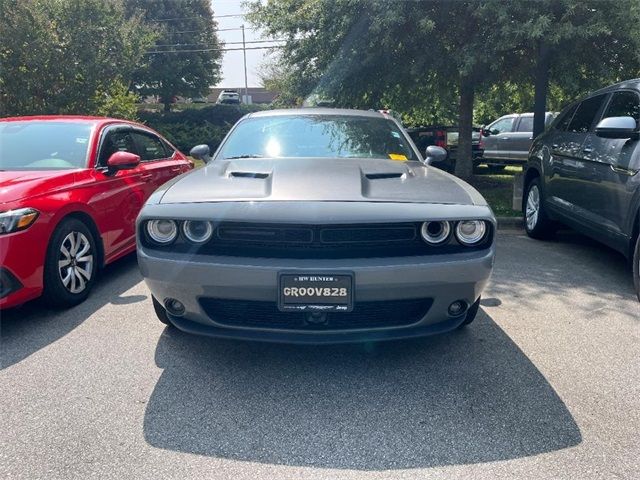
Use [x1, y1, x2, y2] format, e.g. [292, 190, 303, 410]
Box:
[141, 87, 278, 106]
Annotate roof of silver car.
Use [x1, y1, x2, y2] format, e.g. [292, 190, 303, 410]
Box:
[246, 108, 386, 119]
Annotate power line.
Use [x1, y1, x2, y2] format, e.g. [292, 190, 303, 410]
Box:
[146, 45, 283, 54]
[151, 13, 245, 22]
[154, 39, 285, 47]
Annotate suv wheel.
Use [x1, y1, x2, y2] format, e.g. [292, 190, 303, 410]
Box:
[633, 234, 640, 302]
[524, 178, 556, 239]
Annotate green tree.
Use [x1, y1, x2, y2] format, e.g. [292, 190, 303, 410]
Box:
[0, 0, 154, 117]
[248, 0, 640, 179]
[494, 0, 640, 137]
[247, 0, 519, 178]
[125, 0, 223, 112]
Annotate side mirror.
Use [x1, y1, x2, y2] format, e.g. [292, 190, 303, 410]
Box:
[424, 145, 448, 165]
[595, 116, 639, 139]
[190, 144, 213, 163]
[481, 126, 491, 137]
[107, 151, 140, 171]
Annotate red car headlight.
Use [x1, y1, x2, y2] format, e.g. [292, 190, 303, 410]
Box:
[0, 208, 39, 234]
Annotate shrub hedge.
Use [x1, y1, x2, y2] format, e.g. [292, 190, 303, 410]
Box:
[138, 104, 267, 153]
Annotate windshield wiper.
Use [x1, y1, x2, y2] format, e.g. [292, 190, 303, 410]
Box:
[224, 154, 264, 159]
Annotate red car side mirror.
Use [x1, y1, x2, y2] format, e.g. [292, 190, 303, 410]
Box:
[107, 151, 140, 171]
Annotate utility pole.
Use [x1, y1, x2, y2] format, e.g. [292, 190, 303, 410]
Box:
[241, 24, 249, 104]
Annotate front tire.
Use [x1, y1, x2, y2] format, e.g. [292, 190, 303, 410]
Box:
[42, 218, 97, 308]
[523, 178, 556, 239]
[633, 234, 640, 302]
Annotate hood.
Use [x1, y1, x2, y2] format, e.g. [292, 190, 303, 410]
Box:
[0, 170, 77, 204]
[160, 158, 483, 206]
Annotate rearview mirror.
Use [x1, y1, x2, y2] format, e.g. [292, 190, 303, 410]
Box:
[424, 145, 448, 165]
[107, 151, 140, 171]
[595, 116, 639, 139]
[190, 144, 213, 163]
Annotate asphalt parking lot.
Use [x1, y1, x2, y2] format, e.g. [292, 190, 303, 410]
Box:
[1, 231, 638, 479]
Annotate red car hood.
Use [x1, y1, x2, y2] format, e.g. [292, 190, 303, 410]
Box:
[0, 170, 78, 205]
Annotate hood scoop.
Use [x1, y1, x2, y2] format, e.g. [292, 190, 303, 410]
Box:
[364, 172, 405, 180]
[229, 171, 270, 179]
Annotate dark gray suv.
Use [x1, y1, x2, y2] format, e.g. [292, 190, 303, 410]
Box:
[523, 79, 640, 301]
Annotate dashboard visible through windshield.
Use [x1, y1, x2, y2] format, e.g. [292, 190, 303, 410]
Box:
[0, 121, 95, 171]
[216, 115, 418, 162]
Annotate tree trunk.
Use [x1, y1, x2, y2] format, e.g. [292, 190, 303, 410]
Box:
[533, 41, 550, 139]
[455, 77, 475, 180]
[163, 100, 171, 112]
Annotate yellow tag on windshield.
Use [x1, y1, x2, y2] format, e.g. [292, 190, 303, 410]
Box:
[389, 153, 407, 161]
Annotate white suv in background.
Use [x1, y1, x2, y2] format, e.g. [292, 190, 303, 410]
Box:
[216, 90, 241, 105]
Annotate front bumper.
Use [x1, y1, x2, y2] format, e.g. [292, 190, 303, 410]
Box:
[0, 226, 48, 309]
[138, 245, 495, 343]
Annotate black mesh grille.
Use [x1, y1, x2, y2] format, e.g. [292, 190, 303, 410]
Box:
[143, 222, 492, 259]
[198, 298, 433, 330]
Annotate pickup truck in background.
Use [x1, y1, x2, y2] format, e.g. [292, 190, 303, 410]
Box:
[481, 112, 557, 166]
[406, 126, 484, 172]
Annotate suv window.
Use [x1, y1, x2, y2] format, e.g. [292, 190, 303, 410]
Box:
[132, 132, 168, 161]
[98, 130, 137, 166]
[516, 116, 534, 132]
[555, 104, 578, 131]
[603, 91, 640, 129]
[489, 117, 514, 134]
[567, 94, 607, 133]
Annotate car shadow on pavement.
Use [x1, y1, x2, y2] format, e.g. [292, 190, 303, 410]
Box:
[143, 311, 581, 470]
[487, 230, 638, 319]
[1, 253, 143, 370]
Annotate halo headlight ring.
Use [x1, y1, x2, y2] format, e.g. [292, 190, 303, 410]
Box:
[146, 219, 178, 245]
[455, 220, 488, 246]
[420, 221, 451, 245]
[182, 220, 213, 244]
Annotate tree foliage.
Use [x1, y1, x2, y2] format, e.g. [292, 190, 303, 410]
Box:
[0, 0, 154, 118]
[125, 0, 223, 112]
[248, 0, 640, 178]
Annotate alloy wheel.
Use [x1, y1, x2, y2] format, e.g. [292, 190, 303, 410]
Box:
[58, 231, 94, 294]
[526, 185, 540, 231]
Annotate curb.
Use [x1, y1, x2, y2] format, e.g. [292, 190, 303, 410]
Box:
[496, 217, 524, 230]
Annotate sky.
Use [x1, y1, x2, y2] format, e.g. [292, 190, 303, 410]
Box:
[213, 0, 274, 88]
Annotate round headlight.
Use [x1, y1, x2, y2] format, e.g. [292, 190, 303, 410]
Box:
[182, 220, 213, 244]
[455, 220, 487, 246]
[146, 219, 177, 244]
[420, 221, 451, 245]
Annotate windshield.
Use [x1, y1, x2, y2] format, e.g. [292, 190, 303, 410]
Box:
[0, 121, 95, 171]
[216, 115, 418, 161]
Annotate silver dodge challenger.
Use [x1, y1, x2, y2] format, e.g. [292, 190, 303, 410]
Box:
[137, 109, 496, 343]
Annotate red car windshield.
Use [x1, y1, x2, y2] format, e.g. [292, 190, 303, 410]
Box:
[0, 121, 95, 171]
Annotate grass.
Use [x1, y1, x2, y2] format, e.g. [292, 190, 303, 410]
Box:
[468, 165, 522, 217]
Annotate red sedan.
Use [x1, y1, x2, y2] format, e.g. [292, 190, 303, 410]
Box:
[0, 116, 193, 309]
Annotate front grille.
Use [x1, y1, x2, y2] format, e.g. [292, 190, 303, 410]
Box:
[199, 298, 433, 330]
[152, 222, 491, 259]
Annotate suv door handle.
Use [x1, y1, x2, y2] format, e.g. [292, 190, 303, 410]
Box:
[501, 137, 510, 140]
[582, 147, 593, 154]
[140, 173, 153, 181]
[610, 165, 637, 176]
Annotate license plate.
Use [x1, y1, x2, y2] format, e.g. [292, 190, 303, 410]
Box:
[278, 273, 353, 312]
